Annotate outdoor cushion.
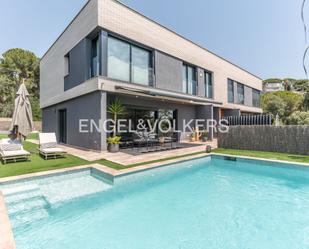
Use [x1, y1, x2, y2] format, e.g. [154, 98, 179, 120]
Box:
[1, 143, 22, 151]
[39, 133, 57, 144]
[40, 142, 57, 149]
[0, 149, 30, 157]
[0, 139, 22, 151]
[40, 147, 65, 153]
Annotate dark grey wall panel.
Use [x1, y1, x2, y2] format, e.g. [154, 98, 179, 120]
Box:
[100, 30, 108, 76]
[197, 68, 205, 98]
[42, 91, 104, 150]
[196, 105, 214, 140]
[213, 107, 220, 122]
[223, 109, 241, 117]
[244, 86, 252, 107]
[233, 81, 238, 104]
[64, 38, 91, 91]
[218, 125, 309, 155]
[154, 51, 183, 92]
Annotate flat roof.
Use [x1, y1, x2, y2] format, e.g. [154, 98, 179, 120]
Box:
[41, 0, 262, 80]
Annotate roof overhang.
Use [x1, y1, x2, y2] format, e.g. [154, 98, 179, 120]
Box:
[99, 77, 223, 106]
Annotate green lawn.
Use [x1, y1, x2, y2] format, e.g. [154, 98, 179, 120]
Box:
[0, 135, 89, 178]
[1, 132, 308, 178]
[212, 148, 309, 164]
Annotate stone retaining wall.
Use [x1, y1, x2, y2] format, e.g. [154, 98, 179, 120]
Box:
[0, 118, 41, 132]
[218, 125, 309, 155]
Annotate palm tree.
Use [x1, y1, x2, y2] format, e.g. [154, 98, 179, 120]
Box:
[107, 98, 126, 136]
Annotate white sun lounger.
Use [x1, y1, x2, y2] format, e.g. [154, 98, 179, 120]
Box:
[39, 133, 67, 160]
[0, 138, 31, 164]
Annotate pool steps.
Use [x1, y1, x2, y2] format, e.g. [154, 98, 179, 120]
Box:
[4, 188, 50, 228]
[1, 170, 114, 228]
[2, 184, 40, 196]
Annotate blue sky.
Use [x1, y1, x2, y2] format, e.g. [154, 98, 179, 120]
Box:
[0, 0, 307, 79]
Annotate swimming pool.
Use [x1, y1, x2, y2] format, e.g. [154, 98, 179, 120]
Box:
[1, 156, 309, 249]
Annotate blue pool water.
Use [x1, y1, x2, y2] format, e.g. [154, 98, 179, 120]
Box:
[1, 156, 309, 249]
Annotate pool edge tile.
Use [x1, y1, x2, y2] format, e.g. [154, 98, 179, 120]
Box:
[211, 153, 309, 167]
[0, 191, 16, 249]
[115, 153, 210, 177]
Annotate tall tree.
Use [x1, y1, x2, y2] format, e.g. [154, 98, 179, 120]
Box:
[0, 48, 40, 120]
[261, 91, 303, 123]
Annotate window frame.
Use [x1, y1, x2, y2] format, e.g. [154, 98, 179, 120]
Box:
[182, 63, 197, 95]
[64, 53, 70, 76]
[204, 70, 213, 99]
[107, 35, 153, 86]
[237, 82, 245, 105]
[227, 78, 234, 103]
[252, 88, 261, 107]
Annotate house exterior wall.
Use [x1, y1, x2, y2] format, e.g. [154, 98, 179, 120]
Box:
[97, 0, 262, 112]
[64, 38, 92, 91]
[154, 51, 183, 92]
[42, 91, 106, 150]
[39, 0, 265, 150]
[40, 0, 262, 113]
[40, 0, 98, 107]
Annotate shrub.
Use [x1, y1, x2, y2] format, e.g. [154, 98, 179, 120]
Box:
[107, 136, 121, 144]
[261, 91, 304, 123]
[288, 111, 309, 125]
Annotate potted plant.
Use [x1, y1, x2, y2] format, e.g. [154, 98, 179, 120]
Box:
[190, 132, 195, 142]
[201, 131, 208, 142]
[107, 136, 121, 153]
[107, 98, 125, 153]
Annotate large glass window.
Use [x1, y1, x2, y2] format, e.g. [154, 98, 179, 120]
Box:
[228, 79, 234, 103]
[205, 71, 213, 98]
[107, 36, 152, 85]
[252, 89, 261, 107]
[131, 46, 151, 85]
[107, 37, 130, 82]
[237, 83, 245, 104]
[182, 64, 197, 95]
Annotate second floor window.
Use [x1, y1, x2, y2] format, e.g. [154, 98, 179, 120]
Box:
[182, 64, 197, 95]
[252, 89, 261, 107]
[237, 83, 245, 104]
[91, 36, 100, 77]
[205, 71, 213, 98]
[107, 36, 152, 85]
[228, 79, 234, 103]
[108, 37, 130, 82]
[131, 46, 151, 85]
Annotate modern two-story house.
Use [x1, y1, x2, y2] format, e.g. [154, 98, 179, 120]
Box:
[40, 0, 263, 151]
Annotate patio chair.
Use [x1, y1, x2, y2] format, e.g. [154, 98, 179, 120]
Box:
[39, 133, 67, 160]
[132, 131, 159, 153]
[0, 138, 31, 164]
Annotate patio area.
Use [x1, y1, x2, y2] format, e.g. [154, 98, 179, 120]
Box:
[29, 139, 217, 165]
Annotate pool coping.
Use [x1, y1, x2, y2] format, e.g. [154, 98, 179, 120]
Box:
[0, 152, 308, 248]
[211, 153, 309, 167]
[0, 192, 16, 249]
